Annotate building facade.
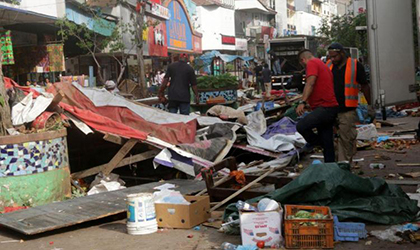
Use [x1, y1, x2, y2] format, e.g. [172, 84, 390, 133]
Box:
[234, 0, 276, 59]
[194, 0, 237, 53]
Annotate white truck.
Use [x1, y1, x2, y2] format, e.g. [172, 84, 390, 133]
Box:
[367, 0, 418, 107]
[268, 36, 320, 75]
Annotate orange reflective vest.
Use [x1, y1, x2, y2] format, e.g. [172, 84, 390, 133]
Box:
[326, 58, 359, 108]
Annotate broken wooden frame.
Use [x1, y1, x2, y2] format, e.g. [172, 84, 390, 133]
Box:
[70, 130, 215, 180]
[201, 157, 292, 202]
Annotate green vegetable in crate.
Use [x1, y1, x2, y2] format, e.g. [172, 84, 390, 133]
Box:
[295, 210, 312, 218]
[196, 74, 238, 90]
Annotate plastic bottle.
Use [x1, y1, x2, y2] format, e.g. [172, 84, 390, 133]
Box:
[221, 242, 237, 250]
[369, 163, 385, 169]
[235, 200, 257, 211]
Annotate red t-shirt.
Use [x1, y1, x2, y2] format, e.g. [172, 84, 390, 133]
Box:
[306, 58, 338, 109]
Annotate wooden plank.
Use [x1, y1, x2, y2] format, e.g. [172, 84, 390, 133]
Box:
[103, 133, 126, 145]
[0, 180, 205, 235]
[195, 175, 231, 197]
[386, 180, 420, 185]
[210, 168, 276, 212]
[399, 172, 420, 178]
[0, 129, 67, 145]
[71, 149, 159, 179]
[102, 139, 138, 176]
[47, 90, 64, 111]
[397, 163, 420, 167]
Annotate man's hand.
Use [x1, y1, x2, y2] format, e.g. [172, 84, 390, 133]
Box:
[159, 95, 167, 104]
[296, 103, 306, 117]
[195, 95, 200, 105]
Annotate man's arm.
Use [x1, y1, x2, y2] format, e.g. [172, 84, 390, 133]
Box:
[158, 78, 169, 103]
[296, 75, 317, 116]
[190, 70, 199, 104]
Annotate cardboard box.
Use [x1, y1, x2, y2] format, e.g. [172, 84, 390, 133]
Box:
[239, 206, 283, 247]
[155, 196, 210, 229]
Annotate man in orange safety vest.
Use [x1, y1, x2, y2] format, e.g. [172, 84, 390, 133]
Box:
[327, 43, 373, 163]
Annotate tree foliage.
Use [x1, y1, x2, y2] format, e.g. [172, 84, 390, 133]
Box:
[318, 13, 367, 57]
[56, 5, 120, 84]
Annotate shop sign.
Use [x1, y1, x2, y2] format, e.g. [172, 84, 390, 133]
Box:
[148, 17, 168, 57]
[235, 38, 247, 51]
[221, 35, 235, 45]
[193, 35, 202, 54]
[166, 0, 193, 51]
[150, 3, 170, 20]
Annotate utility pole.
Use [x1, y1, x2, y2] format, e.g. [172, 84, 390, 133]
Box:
[0, 50, 12, 136]
[135, 0, 147, 98]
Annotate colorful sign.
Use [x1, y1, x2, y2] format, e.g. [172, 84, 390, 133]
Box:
[221, 35, 236, 45]
[148, 17, 168, 57]
[166, 0, 193, 51]
[150, 3, 170, 19]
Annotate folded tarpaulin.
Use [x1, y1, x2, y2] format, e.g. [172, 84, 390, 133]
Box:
[244, 110, 305, 152]
[71, 83, 196, 125]
[49, 82, 197, 145]
[224, 163, 420, 225]
[11, 92, 53, 126]
[61, 102, 148, 141]
[262, 117, 297, 139]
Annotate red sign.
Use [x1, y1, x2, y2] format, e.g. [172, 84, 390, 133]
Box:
[148, 17, 168, 57]
[221, 35, 236, 45]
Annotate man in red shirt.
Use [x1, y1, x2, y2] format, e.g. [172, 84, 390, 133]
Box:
[295, 50, 339, 162]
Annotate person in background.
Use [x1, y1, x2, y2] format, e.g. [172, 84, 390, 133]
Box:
[327, 42, 372, 163]
[254, 62, 263, 94]
[158, 53, 199, 115]
[45, 78, 52, 88]
[262, 63, 272, 98]
[295, 50, 339, 163]
[154, 69, 164, 86]
[104, 80, 120, 95]
[38, 77, 46, 87]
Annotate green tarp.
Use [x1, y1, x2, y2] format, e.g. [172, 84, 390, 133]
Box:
[224, 163, 419, 225]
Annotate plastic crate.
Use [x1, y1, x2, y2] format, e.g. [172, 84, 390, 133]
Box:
[284, 205, 334, 249]
[333, 216, 367, 242]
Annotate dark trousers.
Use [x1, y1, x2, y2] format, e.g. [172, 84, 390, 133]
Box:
[168, 101, 190, 115]
[296, 106, 338, 162]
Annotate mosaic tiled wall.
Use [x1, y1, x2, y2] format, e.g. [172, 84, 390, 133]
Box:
[198, 89, 237, 104]
[0, 137, 69, 177]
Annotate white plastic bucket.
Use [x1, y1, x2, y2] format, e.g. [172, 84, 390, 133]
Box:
[126, 193, 158, 235]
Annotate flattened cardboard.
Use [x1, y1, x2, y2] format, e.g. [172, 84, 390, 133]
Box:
[155, 196, 210, 229]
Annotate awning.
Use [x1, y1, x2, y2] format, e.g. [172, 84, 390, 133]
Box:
[0, 5, 57, 26]
[65, 6, 115, 36]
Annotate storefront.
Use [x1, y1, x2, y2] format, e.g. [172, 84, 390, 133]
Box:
[163, 0, 202, 61]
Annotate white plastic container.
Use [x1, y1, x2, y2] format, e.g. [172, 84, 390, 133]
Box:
[126, 193, 158, 235]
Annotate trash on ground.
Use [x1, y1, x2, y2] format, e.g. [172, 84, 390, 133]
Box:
[369, 163, 386, 169]
[87, 173, 126, 195]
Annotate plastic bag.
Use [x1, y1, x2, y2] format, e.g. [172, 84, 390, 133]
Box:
[370, 226, 403, 243]
[153, 183, 190, 205]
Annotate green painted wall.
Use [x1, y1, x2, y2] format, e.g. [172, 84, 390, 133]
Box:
[0, 167, 71, 211]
